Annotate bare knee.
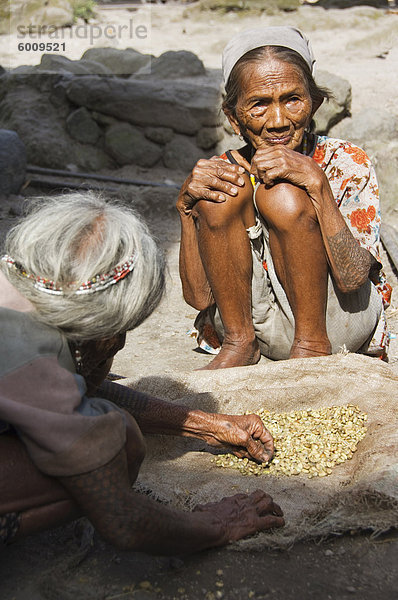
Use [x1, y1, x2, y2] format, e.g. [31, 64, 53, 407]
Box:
[192, 183, 255, 230]
[256, 183, 318, 233]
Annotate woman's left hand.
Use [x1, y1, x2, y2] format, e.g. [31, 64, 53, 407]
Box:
[200, 413, 274, 464]
[250, 144, 325, 196]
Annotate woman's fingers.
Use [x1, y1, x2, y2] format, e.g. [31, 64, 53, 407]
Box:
[191, 158, 246, 196]
[245, 436, 273, 463]
[249, 489, 272, 504]
[208, 156, 246, 179]
[251, 157, 284, 183]
[187, 186, 228, 203]
[188, 177, 238, 198]
[270, 502, 284, 518]
[193, 490, 284, 544]
[258, 514, 285, 530]
[248, 416, 274, 446]
[251, 492, 283, 518]
[178, 157, 247, 213]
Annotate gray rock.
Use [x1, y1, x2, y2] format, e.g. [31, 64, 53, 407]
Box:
[313, 70, 351, 134]
[0, 85, 112, 171]
[77, 59, 113, 76]
[196, 126, 224, 150]
[104, 122, 162, 167]
[1, 69, 64, 97]
[91, 111, 119, 126]
[137, 50, 206, 79]
[66, 76, 223, 135]
[328, 108, 398, 145]
[163, 134, 206, 172]
[66, 107, 102, 144]
[38, 55, 112, 76]
[144, 126, 174, 145]
[4, 65, 36, 75]
[73, 144, 114, 172]
[81, 47, 152, 76]
[38, 54, 94, 75]
[3, 70, 72, 118]
[49, 78, 72, 115]
[0, 129, 26, 195]
[0, 74, 8, 103]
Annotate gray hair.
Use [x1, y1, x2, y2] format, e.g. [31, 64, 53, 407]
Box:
[1, 192, 165, 341]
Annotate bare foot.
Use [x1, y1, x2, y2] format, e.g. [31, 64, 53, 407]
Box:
[289, 338, 332, 359]
[198, 339, 261, 370]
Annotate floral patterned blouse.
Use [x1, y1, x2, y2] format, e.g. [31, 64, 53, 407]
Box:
[305, 135, 390, 355]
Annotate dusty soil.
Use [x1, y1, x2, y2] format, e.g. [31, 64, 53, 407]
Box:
[0, 3, 397, 600]
[1, 525, 398, 600]
[0, 185, 397, 600]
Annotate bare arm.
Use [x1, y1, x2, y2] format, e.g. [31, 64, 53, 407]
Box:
[177, 157, 245, 310]
[60, 448, 284, 555]
[311, 177, 380, 292]
[178, 197, 213, 311]
[250, 146, 379, 293]
[98, 380, 274, 463]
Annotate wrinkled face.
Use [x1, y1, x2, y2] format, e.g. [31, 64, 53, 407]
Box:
[226, 57, 315, 152]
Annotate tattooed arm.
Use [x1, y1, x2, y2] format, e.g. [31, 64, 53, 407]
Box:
[59, 448, 284, 555]
[308, 177, 380, 293]
[98, 380, 274, 463]
[326, 227, 381, 291]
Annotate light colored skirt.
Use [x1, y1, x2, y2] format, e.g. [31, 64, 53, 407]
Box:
[201, 217, 382, 361]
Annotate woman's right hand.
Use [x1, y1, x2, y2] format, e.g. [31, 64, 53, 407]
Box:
[176, 156, 246, 216]
[193, 490, 284, 545]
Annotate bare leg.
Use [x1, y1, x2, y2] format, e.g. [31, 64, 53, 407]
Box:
[14, 500, 81, 541]
[1, 414, 146, 541]
[192, 186, 260, 369]
[0, 433, 80, 540]
[255, 183, 331, 358]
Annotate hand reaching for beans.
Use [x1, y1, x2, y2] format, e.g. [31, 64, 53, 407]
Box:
[198, 413, 275, 464]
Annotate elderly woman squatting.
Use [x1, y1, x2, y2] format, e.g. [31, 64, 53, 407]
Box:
[177, 27, 390, 369]
[0, 193, 283, 551]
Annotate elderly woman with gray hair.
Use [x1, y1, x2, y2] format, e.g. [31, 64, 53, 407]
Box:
[178, 26, 391, 369]
[0, 192, 283, 551]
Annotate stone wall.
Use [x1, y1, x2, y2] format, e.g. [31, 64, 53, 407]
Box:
[0, 47, 351, 173]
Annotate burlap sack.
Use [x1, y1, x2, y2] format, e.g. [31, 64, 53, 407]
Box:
[123, 353, 398, 549]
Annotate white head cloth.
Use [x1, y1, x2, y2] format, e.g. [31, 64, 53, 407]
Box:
[222, 26, 316, 84]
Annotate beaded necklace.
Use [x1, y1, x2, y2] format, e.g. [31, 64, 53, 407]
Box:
[1, 254, 137, 296]
[302, 131, 309, 155]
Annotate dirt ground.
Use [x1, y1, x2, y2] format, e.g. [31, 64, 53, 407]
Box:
[0, 3, 398, 599]
[0, 185, 397, 600]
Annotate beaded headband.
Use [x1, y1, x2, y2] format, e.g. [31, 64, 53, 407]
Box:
[1, 254, 137, 296]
